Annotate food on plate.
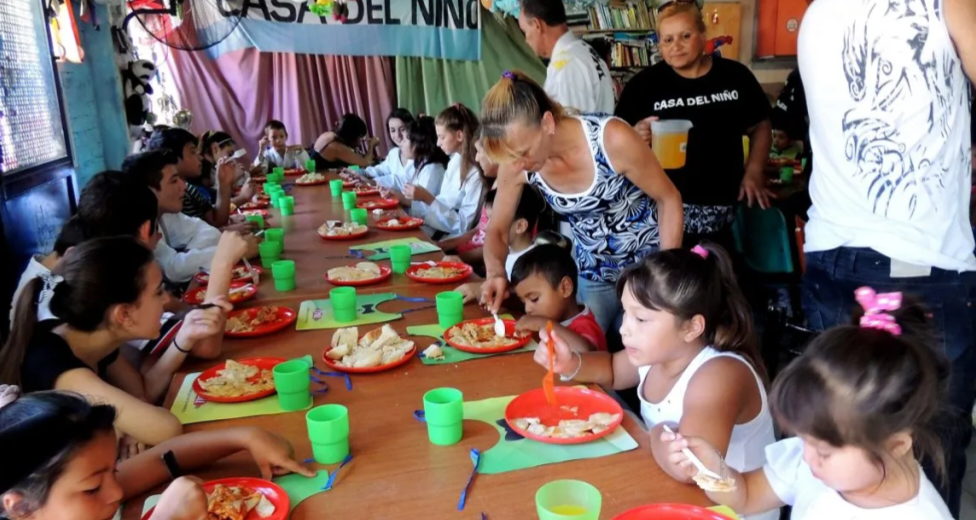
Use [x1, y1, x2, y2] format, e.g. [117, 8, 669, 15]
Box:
[226, 306, 279, 333]
[318, 221, 367, 237]
[197, 360, 274, 398]
[447, 321, 523, 348]
[327, 262, 383, 282]
[359, 200, 394, 209]
[353, 185, 377, 193]
[414, 265, 467, 279]
[207, 484, 276, 520]
[692, 472, 738, 493]
[422, 344, 445, 360]
[372, 209, 384, 215]
[328, 325, 414, 369]
[199, 266, 256, 283]
[297, 172, 325, 184]
[512, 412, 621, 439]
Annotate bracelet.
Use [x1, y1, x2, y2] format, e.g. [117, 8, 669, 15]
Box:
[560, 351, 583, 382]
[172, 337, 191, 354]
[162, 450, 183, 478]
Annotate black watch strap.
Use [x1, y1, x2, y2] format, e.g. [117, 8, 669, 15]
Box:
[162, 450, 182, 478]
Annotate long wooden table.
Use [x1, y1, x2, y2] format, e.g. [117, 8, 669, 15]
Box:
[124, 179, 709, 519]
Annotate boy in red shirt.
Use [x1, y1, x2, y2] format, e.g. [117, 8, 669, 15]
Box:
[511, 243, 606, 352]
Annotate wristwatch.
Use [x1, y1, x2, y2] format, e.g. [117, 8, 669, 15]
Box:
[162, 450, 183, 478]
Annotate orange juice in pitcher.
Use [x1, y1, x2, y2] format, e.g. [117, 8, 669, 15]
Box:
[651, 120, 694, 169]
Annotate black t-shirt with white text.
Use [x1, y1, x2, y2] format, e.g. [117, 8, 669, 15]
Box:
[615, 58, 771, 206]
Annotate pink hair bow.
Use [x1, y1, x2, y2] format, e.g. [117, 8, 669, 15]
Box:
[854, 287, 903, 335]
[691, 245, 709, 259]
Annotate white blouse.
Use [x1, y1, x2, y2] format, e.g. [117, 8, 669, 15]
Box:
[416, 154, 484, 238]
[252, 146, 310, 170]
[367, 148, 415, 191]
[406, 162, 446, 219]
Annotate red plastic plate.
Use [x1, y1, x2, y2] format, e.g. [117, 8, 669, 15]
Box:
[356, 198, 399, 210]
[504, 386, 624, 445]
[240, 200, 269, 210]
[444, 318, 532, 354]
[317, 223, 369, 241]
[192, 357, 286, 403]
[141, 478, 290, 520]
[224, 306, 297, 338]
[374, 216, 424, 231]
[321, 334, 416, 374]
[405, 262, 473, 284]
[241, 209, 270, 218]
[342, 180, 358, 188]
[611, 504, 736, 520]
[194, 265, 264, 286]
[284, 168, 305, 176]
[353, 186, 380, 196]
[324, 264, 392, 286]
[296, 177, 329, 186]
[183, 282, 257, 305]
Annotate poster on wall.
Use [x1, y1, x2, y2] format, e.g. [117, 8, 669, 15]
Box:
[204, 0, 481, 61]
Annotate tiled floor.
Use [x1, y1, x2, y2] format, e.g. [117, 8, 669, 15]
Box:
[962, 441, 976, 519]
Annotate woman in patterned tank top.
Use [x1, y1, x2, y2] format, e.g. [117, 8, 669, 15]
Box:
[478, 70, 684, 334]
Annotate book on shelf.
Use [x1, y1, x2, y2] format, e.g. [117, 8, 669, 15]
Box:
[587, 1, 654, 31]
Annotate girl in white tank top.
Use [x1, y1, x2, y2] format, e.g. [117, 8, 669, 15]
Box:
[534, 243, 778, 520]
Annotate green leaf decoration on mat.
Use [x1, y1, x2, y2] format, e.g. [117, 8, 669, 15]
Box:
[296, 293, 402, 331]
[273, 471, 331, 511]
[461, 393, 638, 474]
[348, 237, 441, 260]
[407, 315, 537, 365]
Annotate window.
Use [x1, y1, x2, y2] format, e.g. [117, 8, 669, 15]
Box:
[0, 0, 69, 176]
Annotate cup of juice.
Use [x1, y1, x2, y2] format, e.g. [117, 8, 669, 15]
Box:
[651, 119, 693, 170]
[535, 480, 601, 520]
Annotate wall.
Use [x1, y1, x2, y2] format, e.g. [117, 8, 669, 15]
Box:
[58, 3, 129, 189]
[706, 0, 794, 86]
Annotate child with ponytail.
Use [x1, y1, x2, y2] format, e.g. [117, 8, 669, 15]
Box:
[405, 103, 485, 240]
[666, 289, 953, 519]
[535, 243, 777, 520]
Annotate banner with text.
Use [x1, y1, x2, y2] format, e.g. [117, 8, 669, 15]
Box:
[203, 0, 481, 61]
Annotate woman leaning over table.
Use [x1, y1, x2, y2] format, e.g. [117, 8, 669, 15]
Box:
[0, 234, 245, 449]
[479, 70, 684, 334]
[615, 0, 773, 249]
[310, 114, 380, 170]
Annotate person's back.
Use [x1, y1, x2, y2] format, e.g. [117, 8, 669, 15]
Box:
[800, 0, 974, 271]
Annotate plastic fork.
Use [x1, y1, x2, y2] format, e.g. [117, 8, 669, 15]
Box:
[492, 312, 506, 338]
[543, 320, 557, 406]
[242, 257, 259, 285]
[662, 424, 723, 480]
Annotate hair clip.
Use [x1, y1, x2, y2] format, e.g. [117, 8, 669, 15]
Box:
[854, 287, 903, 335]
[502, 70, 517, 81]
[691, 245, 709, 259]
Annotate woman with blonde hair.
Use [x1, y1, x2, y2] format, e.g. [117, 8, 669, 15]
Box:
[615, 0, 773, 249]
[478, 71, 684, 335]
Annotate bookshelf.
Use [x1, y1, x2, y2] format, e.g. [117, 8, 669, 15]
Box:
[567, 0, 660, 90]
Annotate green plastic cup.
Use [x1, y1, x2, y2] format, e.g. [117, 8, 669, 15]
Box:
[535, 480, 602, 520]
[266, 228, 285, 246]
[341, 191, 357, 210]
[273, 276, 296, 292]
[280, 196, 296, 216]
[273, 166, 285, 176]
[271, 259, 295, 278]
[305, 159, 317, 172]
[261, 255, 280, 269]
[270, 192, 285, 209]
[349, 165, 361, 172]
[273, 360, 312, 411]
[389, 245, 412, 274]
[263, 181, 279, 193]
[350, 208, 368, 226]
[436, 291, 464, 329]
[306, 404, 350, 464]
[780, 165, 794, 184]
[330, 287, 357, 323]
[258, 240, 281, 259]
[330, 179, 344, 197]
[245, 214, 265, 229]
[423, 387, 463, 446]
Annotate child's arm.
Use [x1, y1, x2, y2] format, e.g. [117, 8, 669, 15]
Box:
[649, 358, 761, 482]
[515, 317, 597, 353]
[119, 426, 315, 500]
[438, 228, 478, 253]
[533, 327, 640, 389]
[664, 432, 785, 515]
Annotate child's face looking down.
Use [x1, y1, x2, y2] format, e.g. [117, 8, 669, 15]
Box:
[514, 272, 573, 320]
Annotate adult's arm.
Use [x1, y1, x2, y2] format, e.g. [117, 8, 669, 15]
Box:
[153, 240, 217, 284]
[946, 0, 976, 81]
[422, 172, 484, 237]
[56, 368, 182, 445]
[481, 165, 525, 310]
[741, 119, 775, 209]
[323, 141, 375, 168]
[602, 119, 684, 249]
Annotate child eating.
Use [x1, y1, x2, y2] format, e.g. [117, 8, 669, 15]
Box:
[254, 120, 311, 172]
[770, 110, 802, 160]
[666, 288, 952, 519]
[511, 244, 606, 352]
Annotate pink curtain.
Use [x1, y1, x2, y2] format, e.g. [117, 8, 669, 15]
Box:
[165, 49, 396, 157]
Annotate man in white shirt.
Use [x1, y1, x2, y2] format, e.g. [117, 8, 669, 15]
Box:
[122, 150, 258, 284]
[517, 0, 614, 114]
[798, 0, 976, 515]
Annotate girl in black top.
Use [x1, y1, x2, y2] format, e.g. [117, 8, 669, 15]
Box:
[615, 1, 774, 248]
[309, 114, 379, 170]
[0, 388, 313, 520]
[0, 237, 227, 447]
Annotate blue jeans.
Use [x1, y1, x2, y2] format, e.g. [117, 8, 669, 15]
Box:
[577, 276, 623, 339]
[803, 247, 976, 518]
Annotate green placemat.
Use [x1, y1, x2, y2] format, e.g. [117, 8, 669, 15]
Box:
[463, 392, 638, 475]
[709, 506, 741, 519]
[408, 319, 537, 365]
[274, 470, 331, 511]
[349, 237, 441, 260]
[171, 355, 314, 425]
[296, 292, 401, 331]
